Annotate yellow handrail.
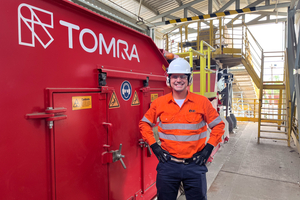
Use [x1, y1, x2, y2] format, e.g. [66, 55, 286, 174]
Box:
[175, 41, 216, 97]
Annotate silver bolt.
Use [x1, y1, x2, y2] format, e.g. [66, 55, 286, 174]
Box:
[48, 121, 53, 129]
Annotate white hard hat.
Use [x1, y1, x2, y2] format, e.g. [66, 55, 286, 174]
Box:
[167, 58, 191, 74]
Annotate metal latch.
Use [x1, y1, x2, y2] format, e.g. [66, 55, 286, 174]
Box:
[139, 139, 152, 157]
[112, 144, 126, 169]
[102, 144, 126, 169]
[25, 107, 67, 129]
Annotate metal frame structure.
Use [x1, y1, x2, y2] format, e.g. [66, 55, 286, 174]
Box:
[70, 0, 291, 35]
[287, 1, 300, 151]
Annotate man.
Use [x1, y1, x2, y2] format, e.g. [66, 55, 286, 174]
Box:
[139, 58, 225, 200]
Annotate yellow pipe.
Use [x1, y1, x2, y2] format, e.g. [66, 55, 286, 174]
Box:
[278, 89, 283, 130]
[258, 51, 264, 144]
[189, 49, 194, 92]
[185, 25, 188, 42]
[180, 27, 183, 52]
[200, 41, 206, 96]
[166, 35, 169, 52]
[207, 48, 211, 93]
[197, 21, 200, 55]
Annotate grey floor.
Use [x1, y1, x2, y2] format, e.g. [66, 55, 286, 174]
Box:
[178, 122, 300, 200]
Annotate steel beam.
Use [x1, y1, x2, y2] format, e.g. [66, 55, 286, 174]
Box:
[133, 0, 159, 15]
[72, 0, 148, 33]
[293, 11, 300, 144]
[145, 0, 205, 23]
[209, 0, 213, 14]
[215, 0, 236, 12]
[175, 0, 183, 6]
[236, 0, 240, 9]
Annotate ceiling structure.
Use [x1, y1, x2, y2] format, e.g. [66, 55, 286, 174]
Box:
[70, 0, 294, 34]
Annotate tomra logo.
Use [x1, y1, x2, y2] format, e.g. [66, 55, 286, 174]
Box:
[18, 3, 54, 48]
[17, 3, 140, 62]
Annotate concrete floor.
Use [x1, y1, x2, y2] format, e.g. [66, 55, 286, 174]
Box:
[178, 122, 300, 200]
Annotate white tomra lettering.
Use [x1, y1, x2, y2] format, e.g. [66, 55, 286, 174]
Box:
[59, 20, 79, 49]
[130, 44, 140, 62]
[117, 40, 130, 60]
[99, 33, 115, 57]
[59, 21, 140, 62]
[79, 29, 98, 53]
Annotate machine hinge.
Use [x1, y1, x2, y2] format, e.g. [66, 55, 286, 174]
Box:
[100, 86, 115, 93]
[140, 86, 150, 93]
[25, 107, 67, 129]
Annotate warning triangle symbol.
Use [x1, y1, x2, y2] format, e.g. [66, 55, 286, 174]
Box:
[109, 91, 120, 109]
[73, 99, 80, 107]
[131, 91, 140, 106]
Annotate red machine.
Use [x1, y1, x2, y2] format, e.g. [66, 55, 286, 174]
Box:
[0, 0, 169, 199]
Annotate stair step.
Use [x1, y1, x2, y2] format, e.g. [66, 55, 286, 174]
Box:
[261, 103, 287, 104]
[261, 118, 287, 122]
[261, 113, 287, 116]
[259, 136, 287, 141]
[263, 84, 285, 89]
[261, 108, 286, 110]
[260, 130, 287, 134]
[260, 124, 288, 128]
[263, 81, 284, 83]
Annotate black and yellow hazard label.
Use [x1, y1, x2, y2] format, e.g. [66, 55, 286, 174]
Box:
[151, 94, 158, 102]
[165, 7, 256, 24]
[72, 96, 92, 110]
[109, 91, 120, 109]
[131, 91, 140, 106]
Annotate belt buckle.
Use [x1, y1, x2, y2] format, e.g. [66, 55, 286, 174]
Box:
[182, 159, 189, 165]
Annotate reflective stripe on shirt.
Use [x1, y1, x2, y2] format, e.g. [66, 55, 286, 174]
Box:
[159, 120, 206, 130]
[208, 116, 222, 129]
[141, 116, 155, 127]
[158, 131, 207, 142]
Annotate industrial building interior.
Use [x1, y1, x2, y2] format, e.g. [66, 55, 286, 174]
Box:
[70, 0, 300, 199]
[68, 0, 299, 199]
[6, 0, 299, 199]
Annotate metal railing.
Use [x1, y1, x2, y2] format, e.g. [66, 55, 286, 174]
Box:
[175, 41, 216, 98]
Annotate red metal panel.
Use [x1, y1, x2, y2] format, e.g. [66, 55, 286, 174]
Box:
[141, 89, 164, 195]
[0, 0, 169, 199]
[53, 92, 108, 200]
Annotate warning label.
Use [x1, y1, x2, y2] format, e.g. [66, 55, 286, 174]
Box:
[109, 91, 120, 109]
[72, 96, 92, 110]
[151, 94, 158, 102]
[131, 91, 140, 106]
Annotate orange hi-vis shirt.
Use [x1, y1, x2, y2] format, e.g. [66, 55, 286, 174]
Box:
[139, 91, 225, 159]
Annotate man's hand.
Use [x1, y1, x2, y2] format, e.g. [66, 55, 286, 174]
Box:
[150, 143, 168, 163]
[194, 143, 214, 165]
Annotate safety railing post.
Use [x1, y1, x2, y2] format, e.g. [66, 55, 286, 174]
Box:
[189, 49, 194, 92]
[254, 99, 256, 118]
[207, 48, 211, 93]
[200, 41, 205, 96]
[258, 50, 264, 144]
[165, 35, 169, 52]
[180, 26, 183, 52]
[278, 89, 283, 129]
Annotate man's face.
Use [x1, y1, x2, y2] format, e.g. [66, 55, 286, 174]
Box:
[170, 74, 188, 92]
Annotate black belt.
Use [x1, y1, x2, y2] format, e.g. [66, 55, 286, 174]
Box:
[170, 157, 195, 164]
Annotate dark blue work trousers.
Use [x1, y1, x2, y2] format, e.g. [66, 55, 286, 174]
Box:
[156, 159, 208, 200]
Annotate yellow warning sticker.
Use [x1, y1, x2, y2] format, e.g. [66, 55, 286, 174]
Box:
[131, 91, 140, 106]
[109, 91, 120, 109]
[151, 94, 158, 102]
[72, 96, 92, 110]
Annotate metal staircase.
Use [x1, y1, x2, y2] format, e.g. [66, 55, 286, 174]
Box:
[257, 51, 290, 145]
[163, 16, 291, 146]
